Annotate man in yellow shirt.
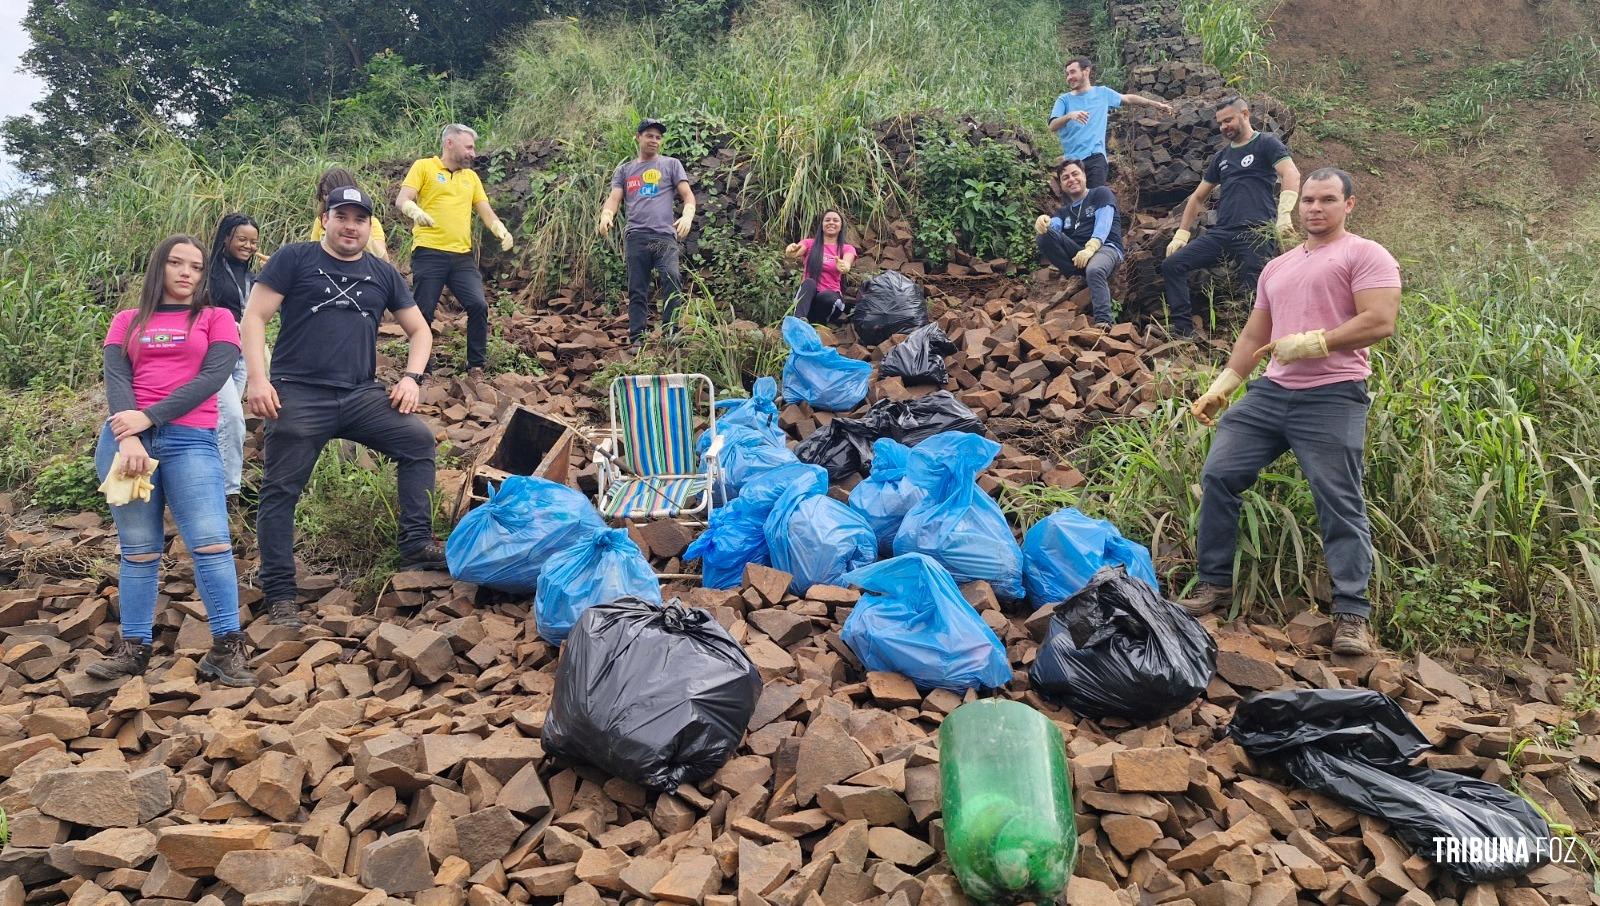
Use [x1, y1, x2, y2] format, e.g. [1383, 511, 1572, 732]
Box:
[396, 124, 514, 378]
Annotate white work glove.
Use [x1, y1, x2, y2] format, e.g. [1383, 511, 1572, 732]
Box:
[490, 221, 514, 252]
[1073, 239, 1102, 270]
[1255, 329, 1329, 365]
[1276, 190, 1298, 241]
[1166, 229, 1191, 257]
[1190, 369, 1244, 427]
[399, 199, 435, 228]
[98, 453, 159, 506]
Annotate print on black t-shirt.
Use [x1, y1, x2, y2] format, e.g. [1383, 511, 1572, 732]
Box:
[1203, 133, 1291, 231]
[256, 242, 417, 390]
[1051, 186, 1124, 252]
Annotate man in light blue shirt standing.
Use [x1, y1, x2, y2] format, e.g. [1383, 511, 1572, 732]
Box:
[1049, 57, 1176, 189]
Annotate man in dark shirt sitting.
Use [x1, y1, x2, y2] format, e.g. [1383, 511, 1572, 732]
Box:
[1035, 158, 1125, 328]
[240, 185, 442, 630]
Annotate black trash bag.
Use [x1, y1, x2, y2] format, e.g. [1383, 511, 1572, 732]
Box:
[1229, 688, 1551, 883]
[1029, 566, 1217, 724]
[852, 271, 928, 346]
[867, 392, 983, 446]
[796, 393, 984, 480]
[795, 418, 880, 482]
[544, 597, 762, 793]
[880, 323, 955, 386]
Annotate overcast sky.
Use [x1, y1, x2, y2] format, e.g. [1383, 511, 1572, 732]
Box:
[0, 0, 46, 192]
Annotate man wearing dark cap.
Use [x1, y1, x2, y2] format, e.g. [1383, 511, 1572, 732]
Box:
[240, 184, 444, 630]
[597, 118, 697, 345]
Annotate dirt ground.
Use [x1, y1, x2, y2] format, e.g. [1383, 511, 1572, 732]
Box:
[1266, 0, 1600, 247]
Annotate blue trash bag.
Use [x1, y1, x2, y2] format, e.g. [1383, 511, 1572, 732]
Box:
[840, 553, 1012, 692]
[685, 463, 830, 589]
[893, 432, 1026, 601]
[1023, 507, 1159, 605]
[717, 425, 799, 496]
[700, 376, 786, 452]
[764, 476, 878, 595]
[535, 527, 662, 644]
[848, 438, 926, 556]
[780, 316, 872, 412]
[445, 476, 606, 594]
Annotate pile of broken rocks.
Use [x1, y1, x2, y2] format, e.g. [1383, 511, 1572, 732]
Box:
[3, 548, 1600, 906]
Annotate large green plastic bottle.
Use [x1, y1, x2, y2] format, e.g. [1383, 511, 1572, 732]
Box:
[939, 699, 1077, 904]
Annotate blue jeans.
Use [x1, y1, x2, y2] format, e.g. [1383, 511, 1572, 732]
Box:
[1197, 378, 1374, 618]
[95, 423, 241, 642]
[215, 357, 248, 496]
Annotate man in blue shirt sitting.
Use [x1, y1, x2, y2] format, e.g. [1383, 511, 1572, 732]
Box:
[1048, 57, 1175, 189]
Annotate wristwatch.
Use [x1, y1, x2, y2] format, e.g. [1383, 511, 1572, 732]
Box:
[404, 371, 428, 384]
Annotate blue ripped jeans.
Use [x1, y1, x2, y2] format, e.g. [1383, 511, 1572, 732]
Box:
[95, 423, 241, 643]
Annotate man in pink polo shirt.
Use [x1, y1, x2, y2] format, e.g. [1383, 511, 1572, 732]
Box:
[1179, 167, 1402, 657]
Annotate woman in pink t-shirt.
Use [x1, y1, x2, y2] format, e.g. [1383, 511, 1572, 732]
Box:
[91, 234, 254, 687]
[785, 209, 857, 325]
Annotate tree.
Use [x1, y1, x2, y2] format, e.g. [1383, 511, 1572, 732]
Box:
[3, 0, 537, 183]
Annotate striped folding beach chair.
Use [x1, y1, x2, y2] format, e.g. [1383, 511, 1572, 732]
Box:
[595, 374, 722, 524]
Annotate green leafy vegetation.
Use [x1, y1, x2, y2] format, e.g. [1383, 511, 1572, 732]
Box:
[0, 389, 99, 493]
[33, 455, 104, 514]
[911, 126, 1044, 267]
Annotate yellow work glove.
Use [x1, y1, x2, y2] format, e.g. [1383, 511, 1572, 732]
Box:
[1255, 329, 1329, 364]
[596, 208, 615, 236]
[98, 454, 159, 506]
[1276, 189, 1297, 240]
[1034, 215, 1050, 236]
[489, 221, 514, 252]
[674, 203, 696, 240]
[1073, 238, 1102, 269]
[1190, 369, 1244, 427]
[399, 199, 435, 228]
[1166, 229, 1191, 257]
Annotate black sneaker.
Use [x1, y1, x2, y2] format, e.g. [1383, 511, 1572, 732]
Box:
[265, 599, 303, 629]
[198, 632, 257, 687]
[87, 637, 152, 680]
[400, 539, 448, 571]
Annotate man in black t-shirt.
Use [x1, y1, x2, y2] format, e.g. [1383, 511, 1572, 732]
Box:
[1161, 97, 1301, 337]
[241, 185, 442, 630]
[1034, 158, 1124, 326]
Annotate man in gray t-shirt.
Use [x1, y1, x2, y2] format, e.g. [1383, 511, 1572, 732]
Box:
[597, 119, 697, 344]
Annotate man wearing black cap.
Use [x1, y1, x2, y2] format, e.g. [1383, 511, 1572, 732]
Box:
[597, 118, 696, 345]
[241, 184, 444, 630]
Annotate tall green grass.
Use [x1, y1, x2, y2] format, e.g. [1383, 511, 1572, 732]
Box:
[497, 0, 1063, 293]
[1005, 243, 1600, 655]
[1182, 0, 1276, 84]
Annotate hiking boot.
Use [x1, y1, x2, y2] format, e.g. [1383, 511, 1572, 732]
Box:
[400, 539, 448, 571]
[197, 632, 257, 687]
[467, 367, 485, 382]
[1178, 582, 1232, 616]
[87, 637, 152, 680]
[265, 599, 303, 630]
[1332, 613, 1373, 656]
[1093, 319, 1114, 330]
